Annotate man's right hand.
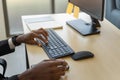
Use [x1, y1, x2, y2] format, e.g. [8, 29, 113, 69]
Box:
[18, 59, 68, 80]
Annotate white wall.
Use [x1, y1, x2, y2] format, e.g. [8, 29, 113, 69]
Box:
[0, 0, 6, 39]
[55, 0, 68, 13]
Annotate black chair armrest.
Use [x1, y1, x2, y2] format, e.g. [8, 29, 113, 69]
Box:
[0, 58, 7, 76]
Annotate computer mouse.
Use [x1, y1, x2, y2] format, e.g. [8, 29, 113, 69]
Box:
[71, 51, 94, 60]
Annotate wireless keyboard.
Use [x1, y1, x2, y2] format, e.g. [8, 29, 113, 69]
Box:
[36, 29, 75, 59]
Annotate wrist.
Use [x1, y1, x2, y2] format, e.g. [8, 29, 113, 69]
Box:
[12, 36, 21, 46]
[16, 35, 25, 44]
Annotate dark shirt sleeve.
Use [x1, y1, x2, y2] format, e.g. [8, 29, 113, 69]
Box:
[0, 39, 21, 80]
[0, 39, 15, 56]
[0, 74, 19, 80]
[6, 75, 19, 80]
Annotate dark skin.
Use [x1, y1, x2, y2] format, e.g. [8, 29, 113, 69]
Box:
[16, 28, 48, 46]
[15, 28, 68, 80]
[18, 59, 67, 80]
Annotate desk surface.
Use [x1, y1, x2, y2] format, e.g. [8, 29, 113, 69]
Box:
[22, 13, 120, 80]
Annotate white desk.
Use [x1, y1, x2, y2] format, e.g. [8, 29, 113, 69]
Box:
[22, 13, 120, 80]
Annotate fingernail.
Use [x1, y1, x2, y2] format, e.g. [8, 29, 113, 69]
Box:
[38, 44, 42, 47]
[66, 65, 69, 71]
[45, 41, 48, 43]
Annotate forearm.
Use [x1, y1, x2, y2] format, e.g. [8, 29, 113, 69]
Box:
[17, 69, 32, 80]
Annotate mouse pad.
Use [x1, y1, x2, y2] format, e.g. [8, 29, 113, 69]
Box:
[71, 51, 94, 60]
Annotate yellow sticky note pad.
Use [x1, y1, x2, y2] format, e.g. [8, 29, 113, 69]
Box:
[73, 6, 80, 18]
[66, 2, 74, 14]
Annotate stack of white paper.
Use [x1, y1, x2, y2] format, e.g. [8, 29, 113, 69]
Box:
[24, 16, 63, 30]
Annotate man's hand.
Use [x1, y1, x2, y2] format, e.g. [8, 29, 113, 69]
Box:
[18, 59, 68, 80]
[16, 28, 48, 46]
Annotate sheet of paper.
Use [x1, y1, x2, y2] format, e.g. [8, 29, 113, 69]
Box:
[66, 2, 74, 14]
[73, 6, 80, 18]
[24, 16, 63, 30]
[24, 16, 54, 24]
[26, 21, 63, 30]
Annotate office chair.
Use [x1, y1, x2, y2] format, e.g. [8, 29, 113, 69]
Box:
[106, 0, 120, 29]
[0, 58, 7, 76]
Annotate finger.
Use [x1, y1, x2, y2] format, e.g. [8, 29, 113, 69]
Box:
[34, 38, 42, 46]
[51, 65, 66, 73]
[40, 28, 48, 36]
[58, 66, 66, 73]
[57, 63, 69, 71]
[49, 59, 68, 67]
[39, 33, 48, 42]
[55, 71, 65, 76]
[35, 29, 48, 41]
[65, 65, 69, 71]
[43, 59, 56, 62]
[52, 75, 61, 80]
[35, 33, 48, 43]
[33, 28, 48, 39]
[35, 41, 42, 47]
[56, 59, 68, 67]
[32, 32, 48, 43]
